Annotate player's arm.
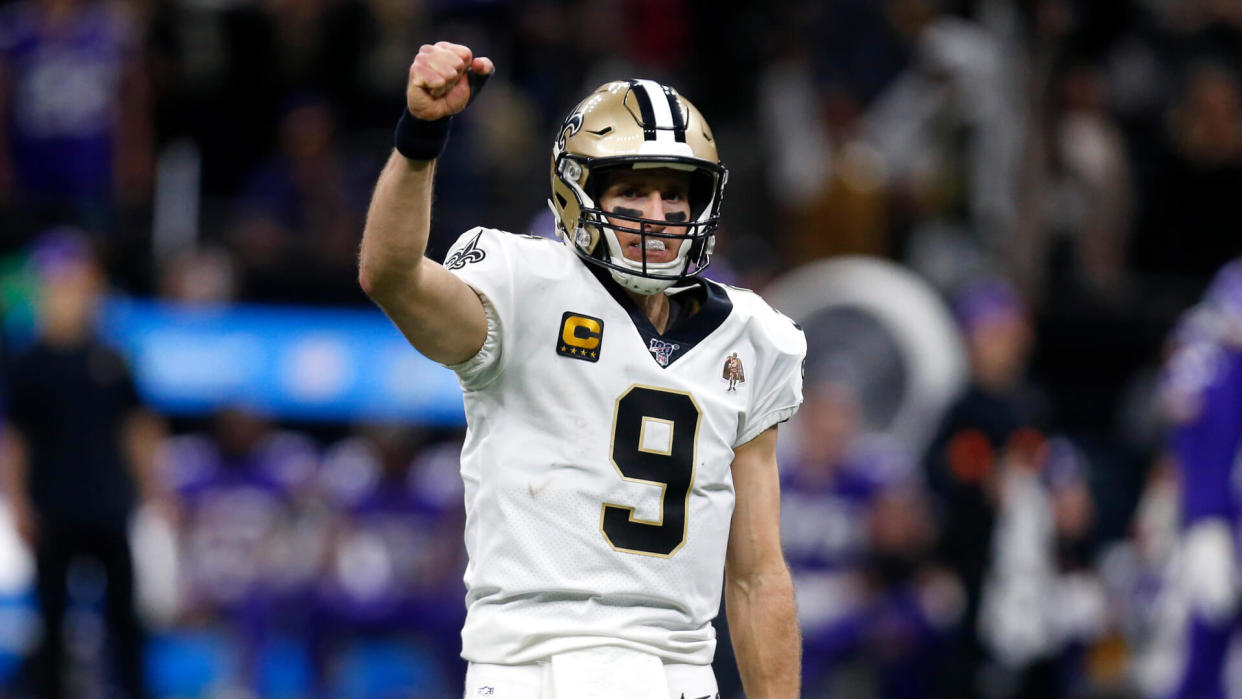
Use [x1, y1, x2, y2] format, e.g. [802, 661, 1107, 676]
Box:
[123, 409, 167, 507]
[724, 425, 800, 699]
[0, 424, 35, 545]
[358, 42, 494, 365]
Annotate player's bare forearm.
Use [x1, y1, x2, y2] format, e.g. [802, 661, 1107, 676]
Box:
[0, 424, 36, 545]
[359, 154, 486, 364]
[358, 151, 436, 299]
[725, 566, 801, 698]
[358, 42, 494, 365]
[0, 425, 28, 503]
[725, 426, 801, 698]
[124, 410, 166, 502]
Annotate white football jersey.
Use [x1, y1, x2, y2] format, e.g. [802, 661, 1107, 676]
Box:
[441, 228, 805, 665]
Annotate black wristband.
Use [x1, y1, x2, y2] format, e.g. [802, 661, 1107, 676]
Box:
[394, 110, 451, 161]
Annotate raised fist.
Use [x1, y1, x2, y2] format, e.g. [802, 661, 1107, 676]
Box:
[407, 41, 494, 121]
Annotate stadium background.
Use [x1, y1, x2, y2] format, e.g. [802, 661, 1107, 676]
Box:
[0, 0, 1239, 696]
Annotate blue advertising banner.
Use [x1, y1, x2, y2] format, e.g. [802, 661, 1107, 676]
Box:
[96, 298, 466, 425]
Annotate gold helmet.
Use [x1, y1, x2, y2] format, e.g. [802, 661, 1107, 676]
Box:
[549, 79, 728, 295]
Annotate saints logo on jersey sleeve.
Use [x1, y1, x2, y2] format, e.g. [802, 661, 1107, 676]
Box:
[445, 230, 487, 270]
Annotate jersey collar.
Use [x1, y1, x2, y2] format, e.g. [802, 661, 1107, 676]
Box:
[586, 263, 733, 368]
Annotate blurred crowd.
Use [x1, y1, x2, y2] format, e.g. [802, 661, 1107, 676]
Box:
[1, 0, 1242, 696]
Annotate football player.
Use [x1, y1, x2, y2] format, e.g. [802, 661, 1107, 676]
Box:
[359, 42, 805, 698]
[1160, 260, 1242, 699]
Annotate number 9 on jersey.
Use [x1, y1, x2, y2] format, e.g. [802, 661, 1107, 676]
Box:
[602, 385, 702, 557]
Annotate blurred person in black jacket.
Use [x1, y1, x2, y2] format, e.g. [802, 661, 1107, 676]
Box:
[923, 277, 1051, 698]
[0, 231, 163, 699]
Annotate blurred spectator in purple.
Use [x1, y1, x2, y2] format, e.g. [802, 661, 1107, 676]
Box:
[0, 0, 152, 249]
[313, 425, 465, 691]
[782, 380, 957, 697]
[162, 406, 320, 692]
[0, 230, 164, 698]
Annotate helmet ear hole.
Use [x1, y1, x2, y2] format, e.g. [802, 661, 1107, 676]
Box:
[688, 170, 716, 220]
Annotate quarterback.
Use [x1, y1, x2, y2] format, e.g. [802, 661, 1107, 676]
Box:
[359, 41, 804, 698]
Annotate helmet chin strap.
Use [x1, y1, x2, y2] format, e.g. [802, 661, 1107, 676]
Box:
[609, 267, 677, 295]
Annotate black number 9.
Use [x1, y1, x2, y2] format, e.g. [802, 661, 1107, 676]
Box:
[602, 385, 701, 557]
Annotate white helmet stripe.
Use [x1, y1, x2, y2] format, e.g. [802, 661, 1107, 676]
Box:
[634, 79, 677, 145]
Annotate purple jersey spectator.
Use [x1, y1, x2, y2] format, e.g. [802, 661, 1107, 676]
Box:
[0, 1, 139, 206]
[166, 432, 311, 615]
[315, 437, 464, 627]
[782, 434, 945, 696]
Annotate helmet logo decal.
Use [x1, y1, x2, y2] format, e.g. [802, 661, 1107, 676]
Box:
[557, 110, 585, 152]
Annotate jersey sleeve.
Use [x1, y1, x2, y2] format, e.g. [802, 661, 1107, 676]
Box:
[440, 228, 518, 391]
[737, 302, 807, 447]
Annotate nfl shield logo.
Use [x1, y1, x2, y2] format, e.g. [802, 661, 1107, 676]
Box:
[648, 338, 680, 367]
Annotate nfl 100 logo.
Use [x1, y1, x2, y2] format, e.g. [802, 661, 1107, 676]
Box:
[647, 338, 679, 367]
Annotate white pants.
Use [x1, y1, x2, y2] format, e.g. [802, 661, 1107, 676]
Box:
[464, 649, 718, 699]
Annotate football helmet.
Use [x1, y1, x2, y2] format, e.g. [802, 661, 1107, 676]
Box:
[549, 79, 727, 295]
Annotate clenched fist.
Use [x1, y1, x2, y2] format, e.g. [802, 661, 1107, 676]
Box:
[407, 41, 495, 121]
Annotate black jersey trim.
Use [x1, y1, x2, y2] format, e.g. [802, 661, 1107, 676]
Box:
[586, 263, 733, 369]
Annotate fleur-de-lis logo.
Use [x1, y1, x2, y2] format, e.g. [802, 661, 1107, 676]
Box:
[445, 230, 486, 270]
[556, 110, 585, 152]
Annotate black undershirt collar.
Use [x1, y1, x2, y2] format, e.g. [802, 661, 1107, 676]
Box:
[586, 262, 733, 368]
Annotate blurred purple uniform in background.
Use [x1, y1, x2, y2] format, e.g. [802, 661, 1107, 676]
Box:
[1163, 261, 1242, 699]
[0, 2, 128, 197]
